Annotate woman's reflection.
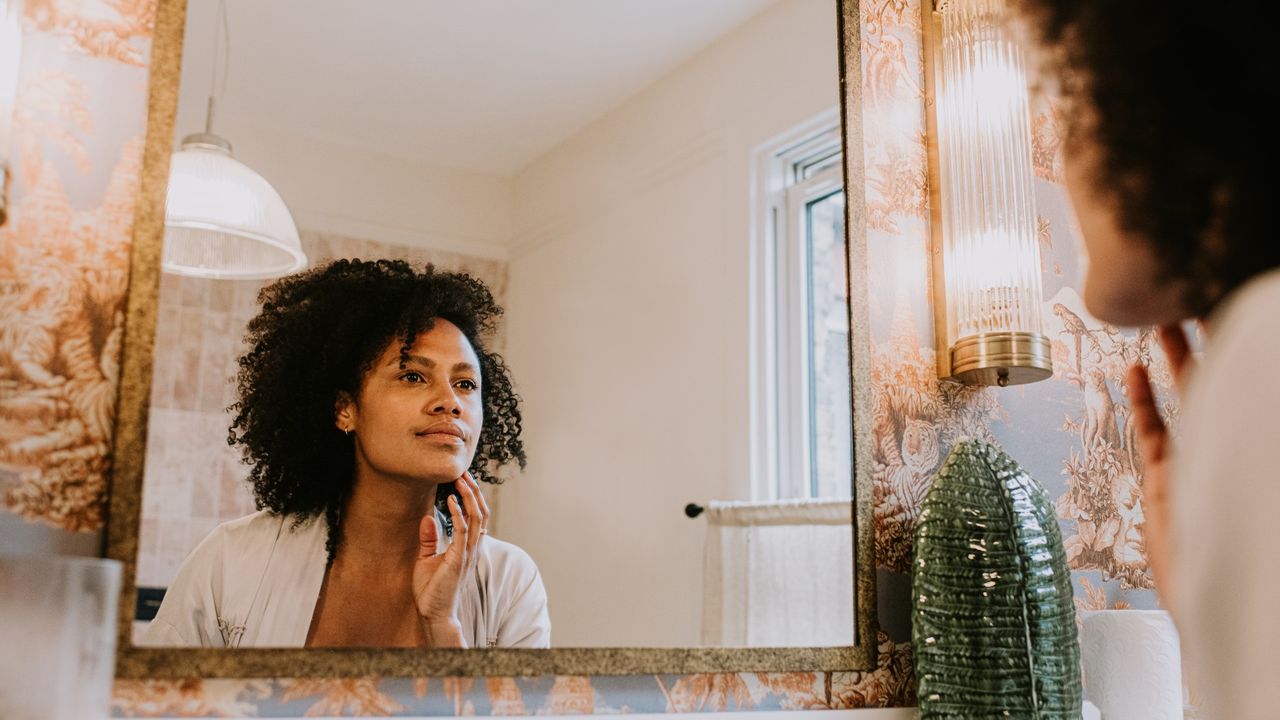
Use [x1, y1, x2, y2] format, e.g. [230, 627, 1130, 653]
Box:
[144, 260, 549, 648]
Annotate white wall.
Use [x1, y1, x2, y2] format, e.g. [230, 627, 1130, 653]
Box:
[173, 0, 516, 261]
[498, 0, 838, 647]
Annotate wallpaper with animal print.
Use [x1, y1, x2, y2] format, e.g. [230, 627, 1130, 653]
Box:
[0, 0, 153, 531]
[1, 0, 1173, 715]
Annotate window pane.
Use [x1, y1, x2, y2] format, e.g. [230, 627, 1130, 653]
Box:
[806, 190, 851, 498]
[795, 150, 842, 181]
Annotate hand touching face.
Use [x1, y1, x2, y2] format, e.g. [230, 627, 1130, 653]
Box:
[412, 472, 491, 647]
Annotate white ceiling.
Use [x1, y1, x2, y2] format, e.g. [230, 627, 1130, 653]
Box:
[176, 0, 781, 176]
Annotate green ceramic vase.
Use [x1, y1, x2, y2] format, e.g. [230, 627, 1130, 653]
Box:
[912, 438, 1081, 718]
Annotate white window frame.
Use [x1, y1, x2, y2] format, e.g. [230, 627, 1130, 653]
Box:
[749, 112, 845, 502]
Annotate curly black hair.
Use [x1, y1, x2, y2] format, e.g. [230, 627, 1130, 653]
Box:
[1013, 0, 1278, 315]
[227, 259, 526, 561]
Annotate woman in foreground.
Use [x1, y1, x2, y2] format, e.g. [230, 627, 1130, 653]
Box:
[1013, 2, 1277, 716]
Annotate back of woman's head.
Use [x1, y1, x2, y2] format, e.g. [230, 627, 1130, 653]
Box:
[227, 259, 525, 556]
[1014, 0, 1278, 315]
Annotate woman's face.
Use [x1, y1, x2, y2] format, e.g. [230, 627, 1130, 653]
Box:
[1061, 104, 1191, 326]
[337, 318, 484, 485]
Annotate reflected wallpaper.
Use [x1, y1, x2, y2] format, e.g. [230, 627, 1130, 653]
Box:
[0, 0, 1175, 715]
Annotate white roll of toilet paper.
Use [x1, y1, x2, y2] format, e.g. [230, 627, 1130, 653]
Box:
[1079, 610, 1183, 720]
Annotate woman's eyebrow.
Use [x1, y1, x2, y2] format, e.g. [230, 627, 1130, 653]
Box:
[389, 354, 435, 369]
[393, 355, 478, 374]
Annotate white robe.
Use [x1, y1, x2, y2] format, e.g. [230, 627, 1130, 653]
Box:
[1171, 268, 1280, 719]
[142, 510, 550, 649]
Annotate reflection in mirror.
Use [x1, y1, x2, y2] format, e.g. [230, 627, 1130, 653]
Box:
[133, 0, 848, 650]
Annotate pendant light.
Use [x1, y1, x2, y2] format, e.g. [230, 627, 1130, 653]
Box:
[162, 1, 306, 279]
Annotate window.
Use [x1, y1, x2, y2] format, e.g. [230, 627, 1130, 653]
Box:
[752, 120, 852, 500]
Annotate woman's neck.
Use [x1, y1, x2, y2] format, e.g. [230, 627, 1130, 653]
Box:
[338, 465, 440, 567]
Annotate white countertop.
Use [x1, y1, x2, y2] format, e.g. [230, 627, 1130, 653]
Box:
[151, 711, 919, 720]
[148, 702, 1102, 718]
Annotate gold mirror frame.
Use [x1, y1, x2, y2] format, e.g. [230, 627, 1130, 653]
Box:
[105, 0, 876, 678]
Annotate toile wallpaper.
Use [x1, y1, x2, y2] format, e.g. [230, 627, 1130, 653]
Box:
[0, 0, 1173, 715]
[0, 0, 154, 533]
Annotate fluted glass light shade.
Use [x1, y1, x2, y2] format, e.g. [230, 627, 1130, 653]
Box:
[924, 0, 1052, 386]
[163, 133, 307, 279]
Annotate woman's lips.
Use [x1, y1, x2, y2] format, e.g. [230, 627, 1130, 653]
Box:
[418, 431, 464, 445]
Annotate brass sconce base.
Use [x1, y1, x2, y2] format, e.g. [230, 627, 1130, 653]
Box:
[950, 332, 1054, 387]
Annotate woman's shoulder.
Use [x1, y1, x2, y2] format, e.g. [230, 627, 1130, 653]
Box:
[480, 535, 542, 583]
[1211, 268, 1280, 344]
[198, 510, 322, 556]
[205, 509, 283, 545]
[476, 534, 551, 648]
[1176, 267, 1280, 498]
[1191, 269, 1280, 398]
[1179, 271, 1280, 437]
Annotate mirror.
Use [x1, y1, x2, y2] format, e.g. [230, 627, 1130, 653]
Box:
[109, 0, 875, 676]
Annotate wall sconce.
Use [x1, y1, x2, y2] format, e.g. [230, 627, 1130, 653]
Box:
[921, 0, 1052, 387]
[0, 0, 23, 227]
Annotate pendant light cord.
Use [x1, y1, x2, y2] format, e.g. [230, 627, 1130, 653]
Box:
[205, 0, 231, 134]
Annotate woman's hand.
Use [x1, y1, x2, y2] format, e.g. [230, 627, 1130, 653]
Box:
[1126, 324, 1193, 612]
[412, 472, 491, 647]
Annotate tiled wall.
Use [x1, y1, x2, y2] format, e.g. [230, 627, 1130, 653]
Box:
[135, 231, 508, 589]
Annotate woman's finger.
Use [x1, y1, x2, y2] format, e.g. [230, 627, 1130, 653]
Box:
[456, 475, 483, 552]
[445, 494, 469, 567]
[418, 510, 440, 560]
[463, 473, 490, 530]
[1157, 323, 1193, 389]
[1126, 364, 1168, 466]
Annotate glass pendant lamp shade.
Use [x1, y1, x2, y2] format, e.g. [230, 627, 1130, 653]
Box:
[163, 133, 307, 280]
[925, 0, 1052, 386]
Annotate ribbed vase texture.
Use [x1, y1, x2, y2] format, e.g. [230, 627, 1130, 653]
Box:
[912, 439, 1081, 718]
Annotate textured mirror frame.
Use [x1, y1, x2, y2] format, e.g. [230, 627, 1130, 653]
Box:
[105, 0, 878, 678]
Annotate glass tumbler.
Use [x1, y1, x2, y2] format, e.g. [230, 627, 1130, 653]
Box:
[0, 554, 123, 720]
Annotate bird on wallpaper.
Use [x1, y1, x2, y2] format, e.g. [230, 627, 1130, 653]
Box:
[1053, 303, 1101, 382]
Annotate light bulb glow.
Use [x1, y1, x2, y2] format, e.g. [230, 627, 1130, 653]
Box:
[935, 0, 1045, 341]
